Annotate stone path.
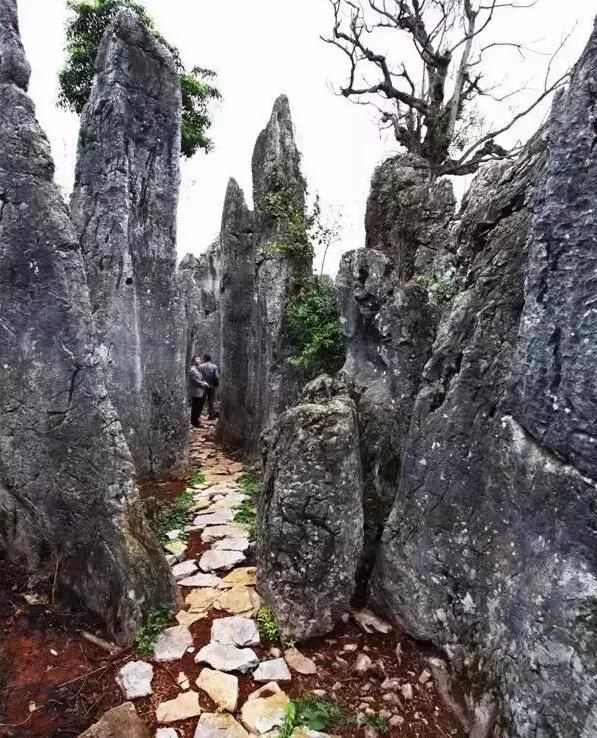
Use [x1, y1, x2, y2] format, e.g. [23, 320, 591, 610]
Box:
[110, 421, 464, 738]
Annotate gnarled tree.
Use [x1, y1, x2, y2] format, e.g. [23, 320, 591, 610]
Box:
[324, 0, 569, 175]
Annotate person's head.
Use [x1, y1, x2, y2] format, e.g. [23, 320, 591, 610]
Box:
[192, 355, 202, 366]
[203, 353, 212, 363]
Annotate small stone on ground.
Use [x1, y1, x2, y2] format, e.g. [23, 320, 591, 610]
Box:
[171, 560, 198, 581]
[178, 573, 225, 588]
[222, 567, 257, 586]
[115, 660, 153, 699]
[284, 648, 317, 675]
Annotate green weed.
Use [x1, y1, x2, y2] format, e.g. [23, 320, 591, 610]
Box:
[257, 607, 281, 642]
[135, 605, 173, 658]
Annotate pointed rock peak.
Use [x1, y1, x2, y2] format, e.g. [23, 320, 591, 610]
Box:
[221, 177, 251, 225]
[97, 7, 177, 78]
[0, 0, 31, 90]
[252, 93, 306, 212]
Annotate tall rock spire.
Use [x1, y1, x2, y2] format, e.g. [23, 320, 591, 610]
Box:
[71, 9, 187, 476]
[217, 94, 310, 454]
[0, 0, 175, 643]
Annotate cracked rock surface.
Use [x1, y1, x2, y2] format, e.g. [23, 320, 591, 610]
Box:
[258, 375, 364, 641]
[0, 0, 175, 645]
[369, 20, 597, 737]
[70, 9, 187, 476]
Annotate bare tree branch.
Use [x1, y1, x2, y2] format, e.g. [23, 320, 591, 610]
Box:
[324, 0, 572, 176]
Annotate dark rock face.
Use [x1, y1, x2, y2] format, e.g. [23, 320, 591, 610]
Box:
[218, 95, 308, 454]
[370, 24, 597, 736]
[258, 375, 363, 641]
[71, 10, 187, 476]
[0, 0, 175, 643]
[336, 249, 436, 587]
[218, 179, 256, 449]
[365, 153, 456, 281]
[179, 240, 221, 369]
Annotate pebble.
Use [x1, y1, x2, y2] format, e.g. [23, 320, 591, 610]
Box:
[156, 729, 178, 738]
[284, 647, 317, 675]
[115, 660, 153, 699]
[401, 683, 414, 700]
[390, 715, 404, 727]
[419, 668, 432, 684]
[354, 653, 373, 675]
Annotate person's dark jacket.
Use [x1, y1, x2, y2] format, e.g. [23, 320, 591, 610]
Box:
[199, 361, 220, 388]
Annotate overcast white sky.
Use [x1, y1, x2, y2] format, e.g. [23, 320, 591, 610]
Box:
[17, 0, 596, 275]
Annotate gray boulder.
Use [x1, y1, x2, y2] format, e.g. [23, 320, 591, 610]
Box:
[336, 249, 436, 588]
[258, 375, 363, 640]
[365, 153, 456, 280]
[71, 9, 187, 476]
[0, 0, 175, 643]
[370, 22, 597, 736]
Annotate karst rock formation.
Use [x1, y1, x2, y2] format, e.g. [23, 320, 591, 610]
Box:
[179, 240, 221, 368]
[0, 0, 175, 643]
[218, 94, 309, 453]
[71, 9, 187, 476]
[258, 375, 364, 640]
[258, 19, 597, 737]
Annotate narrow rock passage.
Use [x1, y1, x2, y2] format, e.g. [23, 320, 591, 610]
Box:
[0, 423, 465, 738]
[137, 423, 466, 738]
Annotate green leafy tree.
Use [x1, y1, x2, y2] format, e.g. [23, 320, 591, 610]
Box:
[285, 275, 345, 379]
[58, 0, 221, 158]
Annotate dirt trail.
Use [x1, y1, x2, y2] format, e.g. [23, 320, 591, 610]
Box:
[0, 422, 465, 738]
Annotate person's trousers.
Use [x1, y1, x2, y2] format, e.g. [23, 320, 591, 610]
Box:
[190, 387, 217, 426]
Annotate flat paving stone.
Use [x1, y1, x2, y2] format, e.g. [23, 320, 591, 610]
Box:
[171, 560, 198, 581]
[240, 682, 289, 734]
[155, 691, 201, 723]
[178, 573, 224, 588]
[214, 586, 254, 615]
[176, 610, 207, 627]
[200, 550, 246, 573]
[185, 587, 221, 613]
[196, 668, 239, 712]
[253, 658, 292, 683]
[222, 567, 257, 586]
[212, 538, 250, 552]
[211, 616, 260, 647]
[194, 642, 259, 673]
[153, 625, 193, 662]
[202, 525, 250, 542]
[192, 510, 235, 528]
[193, 713, 249, 738]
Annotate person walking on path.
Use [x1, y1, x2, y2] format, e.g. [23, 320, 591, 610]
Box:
[198, 353, 220, 420]
[189, 356, 209, 428]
